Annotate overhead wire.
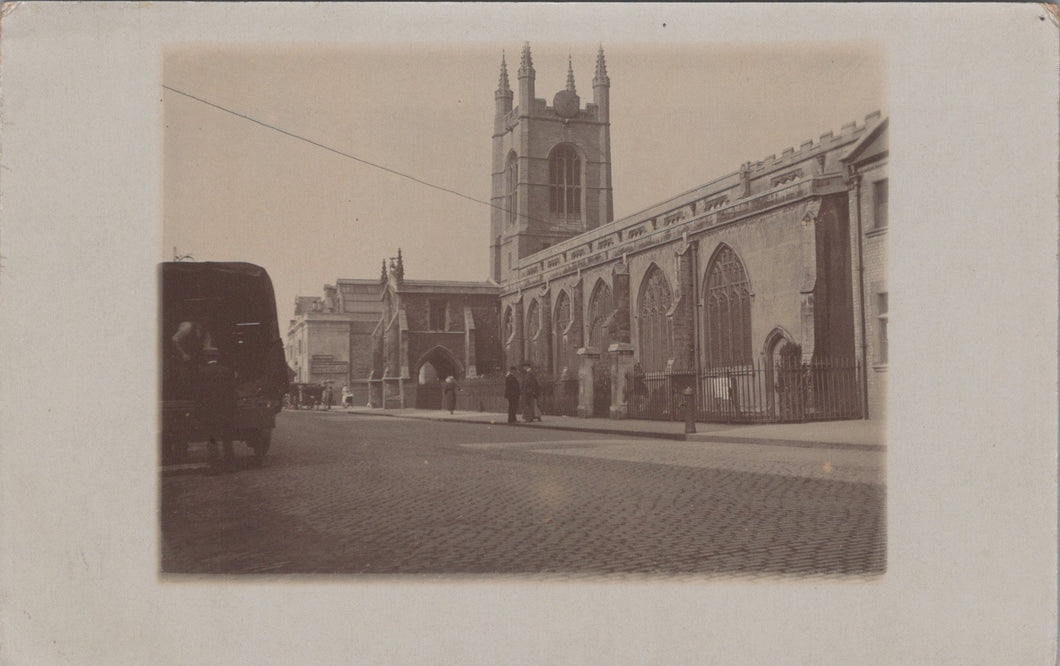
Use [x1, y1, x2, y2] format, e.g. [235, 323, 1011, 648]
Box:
[162, 84, 575, 232]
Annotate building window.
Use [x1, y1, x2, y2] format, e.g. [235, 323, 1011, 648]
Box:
[553, 290, 572, 375]
[873, 178, 888, 230]
[587, 281, 613, 349]
[429, 299, 447, 331]
[637, 265, 674, 372]
[506, 153, 518, 225]
[549, 144, 581, 217]
[876, 292, 888, 364]
[704, 244, 752, 368]
[525, 299, 546, 371]
[503, 306, 514, 344]
[526, 299, 541, 339]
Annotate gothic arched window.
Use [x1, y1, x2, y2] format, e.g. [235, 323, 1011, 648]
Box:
[506, 153, 518, 225]
[525, 299, 546, 371]
[587, 280, 613, 350]
[553, 290, 572, 375]
[704, 245, 752, 368]
[526, 299, 540, 339]
[637, 265, 674, 372]
[549, 145, 581, 217]
[503, 306, 514, 344]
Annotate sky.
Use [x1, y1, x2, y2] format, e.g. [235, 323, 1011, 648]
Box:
[163, 42, 884, 325]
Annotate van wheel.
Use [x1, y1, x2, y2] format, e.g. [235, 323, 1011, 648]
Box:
[249, 430, 271, 464]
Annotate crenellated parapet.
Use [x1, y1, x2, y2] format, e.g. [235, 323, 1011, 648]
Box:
[501, 112, 886, 297]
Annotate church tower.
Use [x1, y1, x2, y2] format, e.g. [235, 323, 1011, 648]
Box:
[490, 44, 614, 283]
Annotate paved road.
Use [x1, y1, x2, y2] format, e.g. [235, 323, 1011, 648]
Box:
[161, 411, 886, 577]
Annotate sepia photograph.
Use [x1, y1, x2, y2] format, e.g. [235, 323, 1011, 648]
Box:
[161, 42, 887, 577]
[1, 4, 1055, 664]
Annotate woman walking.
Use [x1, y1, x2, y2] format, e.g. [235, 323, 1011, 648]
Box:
[443, 376, 459, 414]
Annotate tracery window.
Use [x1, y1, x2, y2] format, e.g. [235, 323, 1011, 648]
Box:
[549, 145, 581, 217]
[587, 281, 613, 350]
[637, 266, 674, 372]
[503, 306, 514, 343]
[704, 245, 752, 367]
[553, 290, 572, 375]
[506, 153, 518, 225]
[525, 299, 546, 371]
[526, 299, 541, 339]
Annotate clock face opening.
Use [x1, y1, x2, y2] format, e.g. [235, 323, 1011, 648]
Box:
[553, 90, 580, 118]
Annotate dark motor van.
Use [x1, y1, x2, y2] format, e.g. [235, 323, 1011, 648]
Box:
[160, 261, 288, 464]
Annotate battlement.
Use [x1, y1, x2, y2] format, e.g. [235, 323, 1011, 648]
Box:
[750, 111, 884, 172]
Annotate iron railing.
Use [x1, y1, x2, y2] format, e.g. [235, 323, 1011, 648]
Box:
[625, 357, 862, 423]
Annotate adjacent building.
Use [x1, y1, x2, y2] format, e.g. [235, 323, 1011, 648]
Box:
[285, 278, 384, 403]
[842, 118, 889, 419]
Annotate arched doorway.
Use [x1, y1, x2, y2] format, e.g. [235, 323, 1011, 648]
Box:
[765, 330, 801, 420]
[414, 346, 462, 409]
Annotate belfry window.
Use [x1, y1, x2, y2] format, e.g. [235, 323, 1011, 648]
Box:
[704, 245, 752, 368]
[506, 154, 518, 225]
[549, 145, 581, 217]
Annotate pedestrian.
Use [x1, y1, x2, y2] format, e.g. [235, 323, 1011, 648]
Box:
[521, 364, 541, 422]
[171, 307, 214, 398]
[443, 376, 459, 414]
[504, 366, 521, 424]
[322, 382, 332, 410]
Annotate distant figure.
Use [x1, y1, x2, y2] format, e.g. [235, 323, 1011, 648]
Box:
[443, 376, 459, 414]
[322, 383, 332, 410]
[632, 362, 648, 414]
[504, 366, 521, 424]
[521, 364, 541, 422]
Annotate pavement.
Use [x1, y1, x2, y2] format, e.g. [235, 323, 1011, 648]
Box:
[339, 405, 884, 450]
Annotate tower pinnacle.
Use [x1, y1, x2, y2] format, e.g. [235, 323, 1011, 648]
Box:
[519, 42, 535, 77]
[497, 52, 511, 93]
[593, 45, 609, 87]
[566, 54, 577, 94]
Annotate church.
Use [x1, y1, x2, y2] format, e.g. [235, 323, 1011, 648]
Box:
[286, 44, 888, 421]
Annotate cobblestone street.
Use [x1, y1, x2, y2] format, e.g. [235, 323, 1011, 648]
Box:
[161, 411, 885, 577]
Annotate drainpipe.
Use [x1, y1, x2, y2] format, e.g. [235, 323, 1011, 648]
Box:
[851, 171, 870, 418]
[691, 240, 702, 409]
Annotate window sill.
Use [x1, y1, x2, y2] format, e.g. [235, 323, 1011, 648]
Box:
[866, 226, 888, 239]
[872, 363, 888, 372]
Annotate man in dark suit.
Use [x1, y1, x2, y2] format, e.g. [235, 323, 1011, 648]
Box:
[504, 366, 521, 424]
[521, 364, 541, 422]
